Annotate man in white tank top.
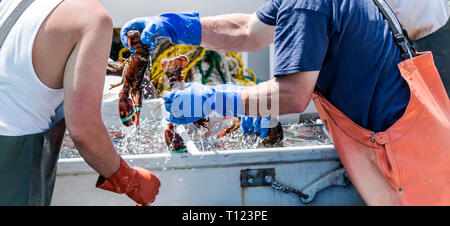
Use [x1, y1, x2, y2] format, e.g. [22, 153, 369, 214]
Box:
[386, 0, 450, 96]
[0, 0, 160, 206]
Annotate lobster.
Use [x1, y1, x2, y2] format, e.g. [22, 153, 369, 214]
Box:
[216, 117, 241, 139]
[161, 55, 211, 131]
[161, 55, 188, 89]
[261, 122, 284, 147]
[161, 55, 216, 152]
[164, 123, 187, 153]
[160, 55, 190, 152]
[107, 30, 158, 127]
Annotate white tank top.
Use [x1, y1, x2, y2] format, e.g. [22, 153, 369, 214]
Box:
[0, 0, 64, 136]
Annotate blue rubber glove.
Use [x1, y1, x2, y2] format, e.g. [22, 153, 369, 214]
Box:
[240, 117, 272, 139]
[162, 82, 245, 124]
[120, 12, 201, 52]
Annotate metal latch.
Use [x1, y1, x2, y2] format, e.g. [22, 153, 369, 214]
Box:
[240, 168, 275, 187]
[240, 167, 349, 203]
[299, 167, 348, 203]
[264, 175, 309, 199]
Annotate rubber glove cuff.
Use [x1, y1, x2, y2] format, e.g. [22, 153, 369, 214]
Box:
[96, 157, 161, 206]
[157, 11, 202, 46]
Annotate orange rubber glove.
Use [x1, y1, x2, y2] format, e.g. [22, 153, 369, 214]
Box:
[96, 157, 161, 206]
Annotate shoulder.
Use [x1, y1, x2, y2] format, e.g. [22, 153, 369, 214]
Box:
[281, 0, 333, 17]
[50, 0, 112, 35]
[34, 0, 112, 53]
[258, 0, 333, 26]
[32, 0, 113, 89]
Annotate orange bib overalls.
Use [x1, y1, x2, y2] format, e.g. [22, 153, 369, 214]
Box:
[312, 1, 450, 205]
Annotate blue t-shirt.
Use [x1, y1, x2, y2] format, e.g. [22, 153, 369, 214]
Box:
[256, 0, 410, 133]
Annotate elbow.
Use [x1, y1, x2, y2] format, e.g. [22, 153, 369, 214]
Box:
[66, 120, 108, 152]
[294, 101, 309, 114]
[66, 122, 95, 144]
[279, 96, 310, 114]
[246, 43, 267, 52]
[276, 71, 318, 114]
[283, 93, 310, 114]
[241, 35, 268, 52]
[230, 23, 268, 52]
[218, 32, 264, 52]
[65, 113, 105, 144]
[293, 92, 313, 113]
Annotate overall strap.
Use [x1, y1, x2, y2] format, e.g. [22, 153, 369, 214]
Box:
[0, 0, 35, 49]
[372, 0, 416, 60]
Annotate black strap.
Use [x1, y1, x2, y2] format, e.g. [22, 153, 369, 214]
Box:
[372, 0, 416, 60]
[0, 0, 35, 49]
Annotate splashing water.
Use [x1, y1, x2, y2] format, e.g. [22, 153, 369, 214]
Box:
[60, 115, 332, 158]
[113, 118, 167, 155]
[60, 117, 169, 159]
[186, 117, 332, 152]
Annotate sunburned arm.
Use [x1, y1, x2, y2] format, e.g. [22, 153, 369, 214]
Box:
[63, 8, 120, 178]
[200, 13, 275, 52]
[240, 71, 320, 117]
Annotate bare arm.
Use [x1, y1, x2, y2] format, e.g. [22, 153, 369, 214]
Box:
[63, 10, 120, 178]
[200, 13, 275, 52]
[201, 12, 317, 117]
[241, 71, 320, 117]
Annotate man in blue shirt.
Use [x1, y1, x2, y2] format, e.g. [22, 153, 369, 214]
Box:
[255, 0, 410, 133]
[120, 0, 416, 204]
[121, 0, 409, 134]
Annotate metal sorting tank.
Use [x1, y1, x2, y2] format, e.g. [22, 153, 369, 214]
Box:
[52, 76, 364, 206]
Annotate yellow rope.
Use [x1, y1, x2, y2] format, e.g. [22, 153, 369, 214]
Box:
[245, 69, 258, 83]
[225, 52, 257, 86]
[183, 48, 206, 78]
[150, 45, 205, 83]
[147, 44, 259, 94]
[118, 47, 129, 59]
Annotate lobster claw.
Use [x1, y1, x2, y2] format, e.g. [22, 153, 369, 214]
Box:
[118, 96, 135, 127]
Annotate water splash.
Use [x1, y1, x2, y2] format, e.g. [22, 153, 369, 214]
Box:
[60, 115, 332, 158]
[187, 117, 332, 152]
[60, 117, 169, 158]
[113, 118, 168, 155]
